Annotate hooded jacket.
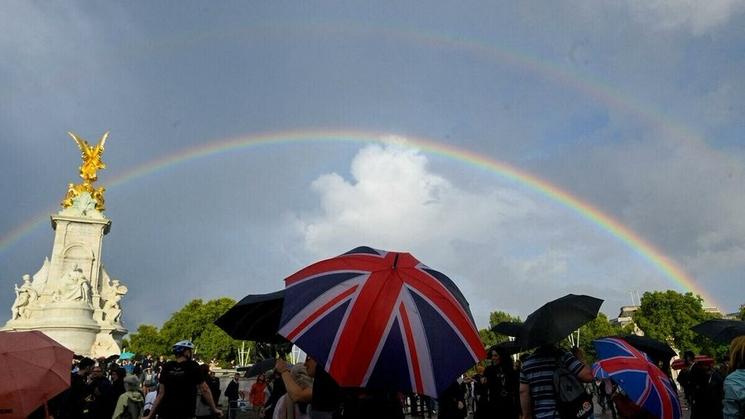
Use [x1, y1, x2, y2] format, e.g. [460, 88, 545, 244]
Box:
[723, 369, 745, 419]
[112, 390, 145, 419]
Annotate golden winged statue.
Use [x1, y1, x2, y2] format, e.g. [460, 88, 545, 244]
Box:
[61, 131, 109, 211]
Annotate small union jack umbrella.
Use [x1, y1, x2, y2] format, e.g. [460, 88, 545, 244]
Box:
[592, 337, 682, 419]
[278, 246, 486, 397]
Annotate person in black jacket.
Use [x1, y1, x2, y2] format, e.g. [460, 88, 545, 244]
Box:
[438, 380, 467, 419]
[56, 357, 95, 419]
[224, 372, 241, 419]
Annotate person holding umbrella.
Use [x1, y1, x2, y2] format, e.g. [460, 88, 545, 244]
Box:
[275, 356, 342, 419]
[517, 294, 600, 419]
[519, 344, 594, 419]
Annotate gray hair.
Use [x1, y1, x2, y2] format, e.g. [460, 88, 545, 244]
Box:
[290, 363, 313, 389]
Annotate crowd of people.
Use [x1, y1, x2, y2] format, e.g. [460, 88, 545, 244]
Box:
[25, 334, 745, 419]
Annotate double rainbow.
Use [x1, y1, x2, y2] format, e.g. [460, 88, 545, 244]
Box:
[0, 129, 715, 306]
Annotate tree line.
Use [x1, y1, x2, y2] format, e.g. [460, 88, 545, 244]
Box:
[125, 291, 744, 366]
[124, 297, 251, 366]
[479, 291, 744, 363]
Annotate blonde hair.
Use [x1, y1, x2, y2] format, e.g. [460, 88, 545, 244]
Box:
[730, 336, 745, 371]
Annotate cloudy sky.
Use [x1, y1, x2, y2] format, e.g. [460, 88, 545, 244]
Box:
[2, 1, 744, 332]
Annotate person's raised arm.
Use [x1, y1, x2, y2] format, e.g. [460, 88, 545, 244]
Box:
[577, 364, 594, 383]
[275, 359, 312, 402]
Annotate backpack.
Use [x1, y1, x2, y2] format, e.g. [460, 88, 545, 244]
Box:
[553, 360, 593, 419]
[117, 395, 144, 419]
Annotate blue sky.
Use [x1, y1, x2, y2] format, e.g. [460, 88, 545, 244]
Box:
[2, 1, 744, 331]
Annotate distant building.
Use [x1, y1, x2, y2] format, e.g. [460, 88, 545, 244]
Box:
[611, 305, 639, 328]
[610, 304, 730, 335]
[703, 306, 723, 317]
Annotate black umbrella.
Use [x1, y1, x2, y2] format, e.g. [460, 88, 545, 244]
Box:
[615, 335, 676, 364]
[518, 294, 603, 349]
[491, 321, 523, 337]
[214, 290, 287, 343]
[487, 340, 523, 355]
[691, 319, 745, 344]
[237, 357, 276, 378]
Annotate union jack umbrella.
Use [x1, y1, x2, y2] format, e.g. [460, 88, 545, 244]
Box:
[592, 337, 681, 419]
[278, 246, 486, 397]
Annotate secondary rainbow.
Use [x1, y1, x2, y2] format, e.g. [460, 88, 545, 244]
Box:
[0, 129, 715, 306]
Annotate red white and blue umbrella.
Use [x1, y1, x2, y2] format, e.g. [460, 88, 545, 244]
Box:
[592, 337, 681, 419]
[278, 246, 486, 397]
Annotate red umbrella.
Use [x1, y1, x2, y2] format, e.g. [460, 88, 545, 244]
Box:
[671, 355, 714, 370]
[0, 331, 73, 418]
[278, 246, 486, 397]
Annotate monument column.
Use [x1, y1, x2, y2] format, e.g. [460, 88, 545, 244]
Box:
[3, 131, 128, 357]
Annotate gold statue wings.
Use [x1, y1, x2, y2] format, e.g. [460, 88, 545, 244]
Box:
[68, 131, 108, 183]
[61, 131, 109, 211]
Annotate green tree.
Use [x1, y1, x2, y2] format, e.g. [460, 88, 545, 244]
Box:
[479, 329, 498, 348]
[478, 310, 521, 349]
[633, 290, 718, 355]
[128, 324, 166, 356]
[574, 313, 622, 362]
[128, 297, 247, 365]
[739, 304, 745, 321]
[192, 298, 243, 362]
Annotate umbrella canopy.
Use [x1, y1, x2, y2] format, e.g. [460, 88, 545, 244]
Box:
[0, 331, 73, 419]
[593, 337, 681, 419]
[615, 335, 676, 365]
[691, 319, 745, 344]
[238, 358, 276, 378]
[119, 351, 135, 360]
[488, 340, 523, 356]
[671, 355, 715, 370]
[491, 321, 523, 337]
[278, 246, 486, 397]
[215, 290, 286, 343]
[518, 294, 603, 349]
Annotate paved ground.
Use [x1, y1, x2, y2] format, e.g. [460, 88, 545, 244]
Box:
[221, 395, 693, 418]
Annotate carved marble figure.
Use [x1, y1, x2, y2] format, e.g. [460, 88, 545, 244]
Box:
[101, 279, 127, 323]
[11, 274, 37, 320]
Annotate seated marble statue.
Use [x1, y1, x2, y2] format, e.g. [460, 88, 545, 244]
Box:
[56, 265, 91, 305]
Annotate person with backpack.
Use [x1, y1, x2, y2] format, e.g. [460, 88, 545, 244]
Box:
[519, 344, 594, 419]
[112, 374, 145, 419]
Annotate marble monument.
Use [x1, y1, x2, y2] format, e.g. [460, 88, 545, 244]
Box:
[3, 132, 128, 357]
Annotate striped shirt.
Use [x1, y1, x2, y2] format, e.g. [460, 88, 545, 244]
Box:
[519, 351, 585, 419]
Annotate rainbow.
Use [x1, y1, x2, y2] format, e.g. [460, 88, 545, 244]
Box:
[0, 129, 716, 306]
[128, 21, 706, 145]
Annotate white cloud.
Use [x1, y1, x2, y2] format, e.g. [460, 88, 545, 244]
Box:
[287, 142, 680, 326]
[297, 143, 540, 259]
[626, 0, 745, 34]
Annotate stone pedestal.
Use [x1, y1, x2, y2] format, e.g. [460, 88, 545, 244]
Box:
[3, 193, 128, 357]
